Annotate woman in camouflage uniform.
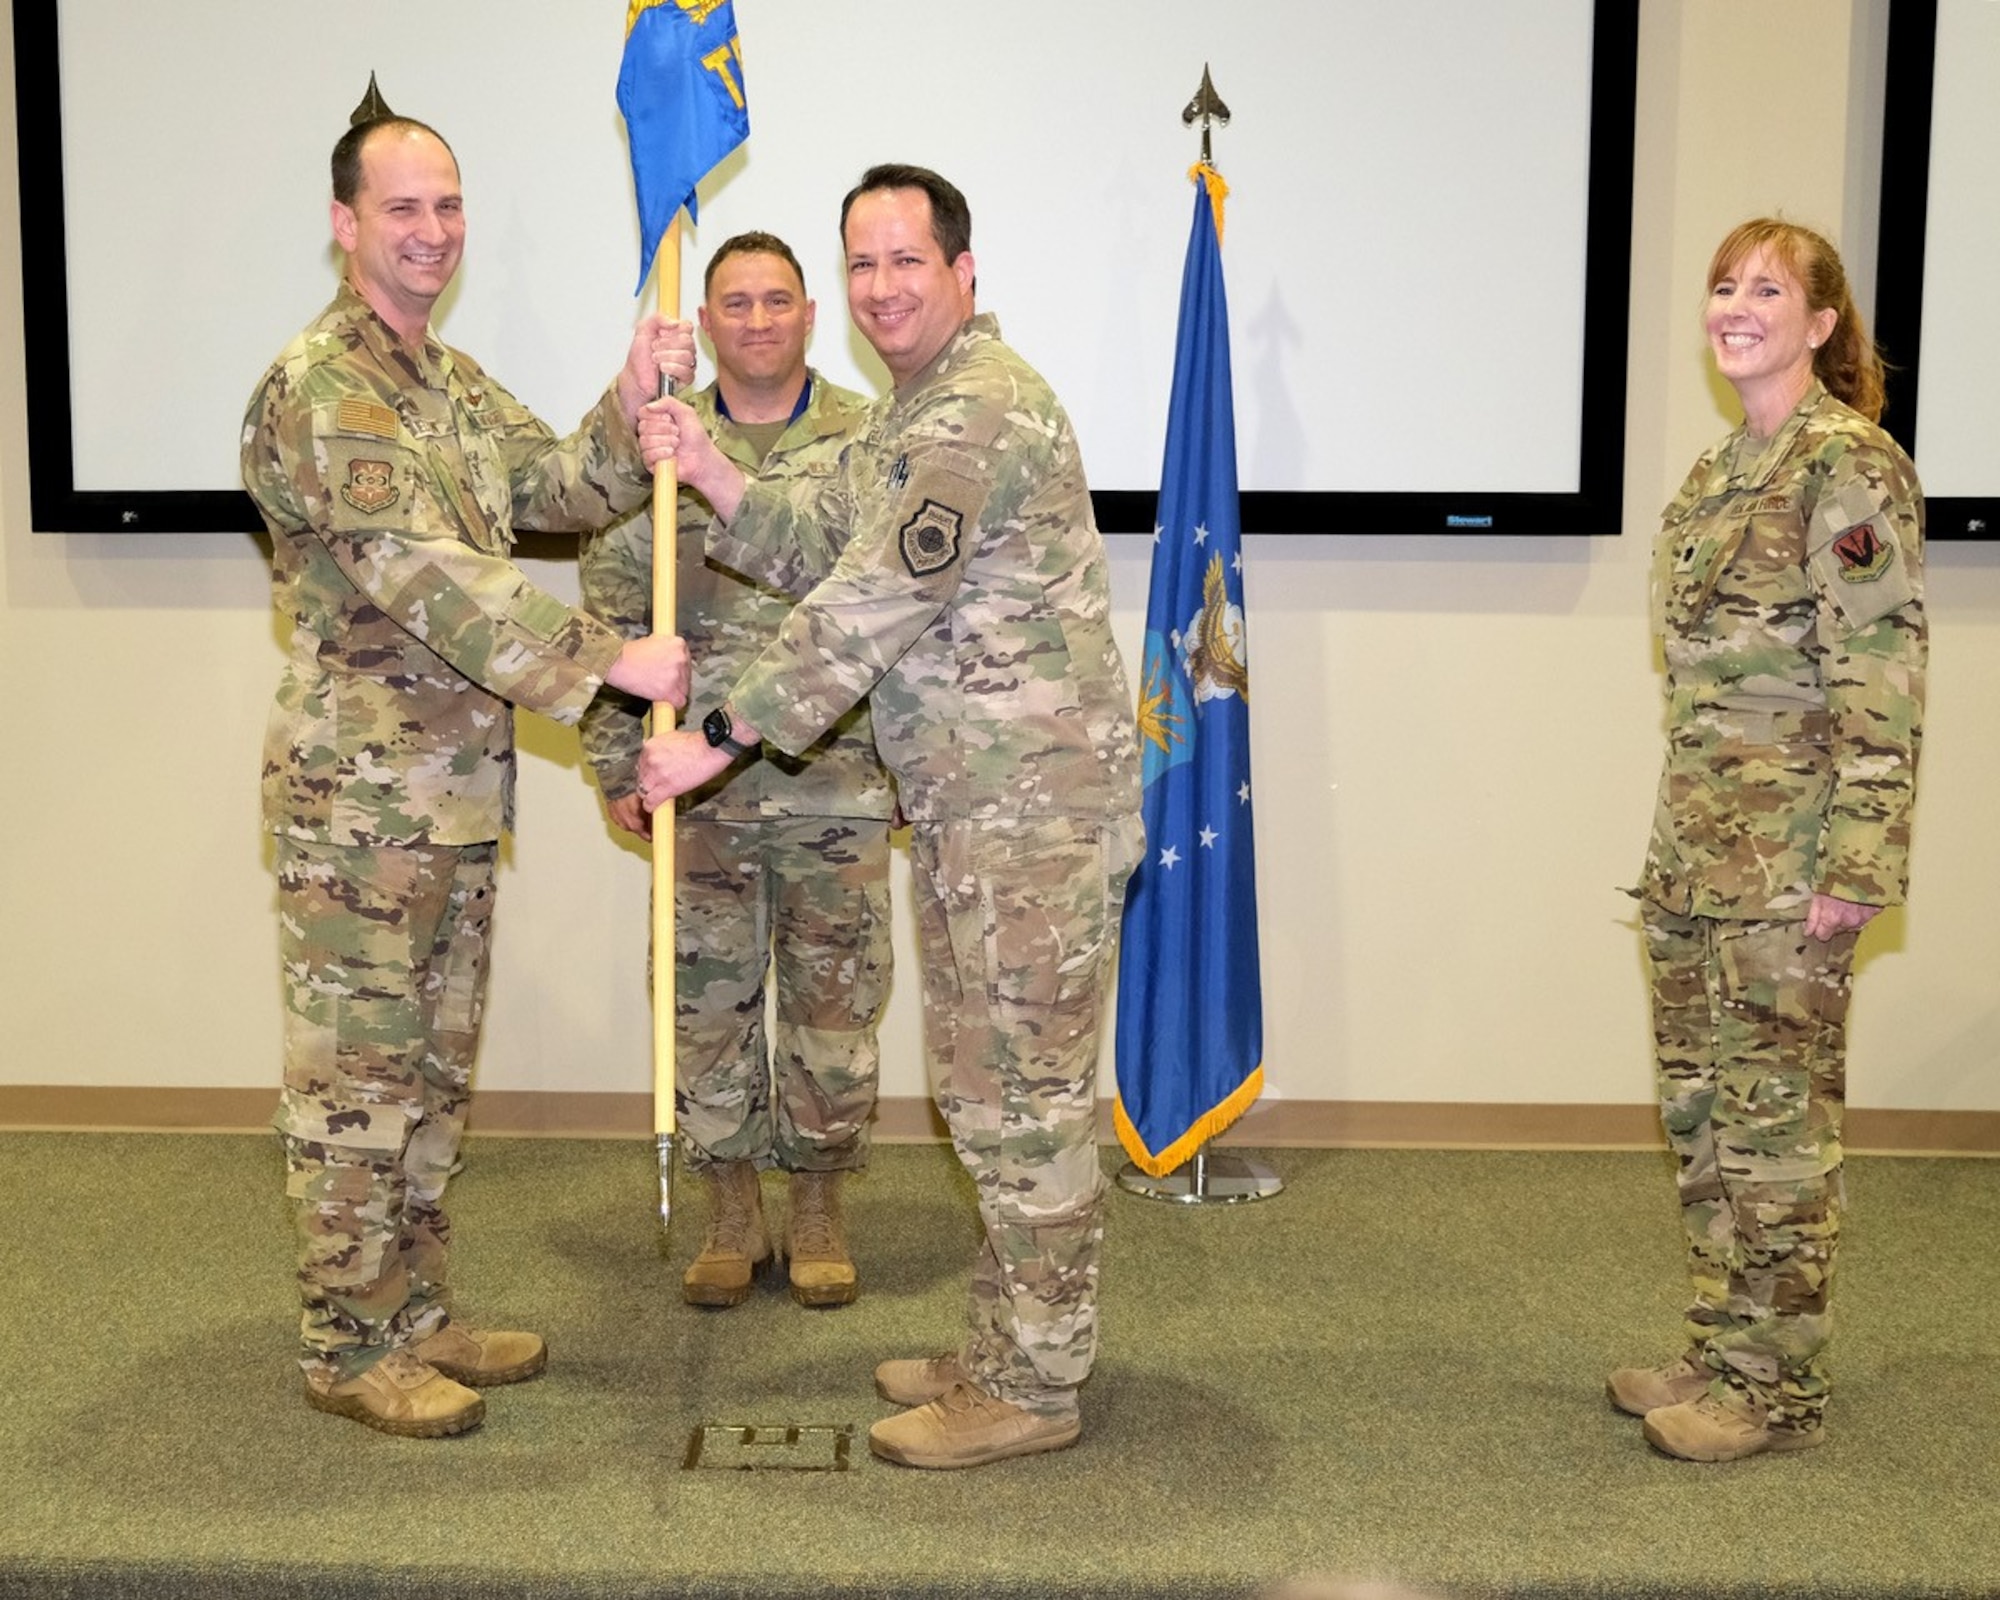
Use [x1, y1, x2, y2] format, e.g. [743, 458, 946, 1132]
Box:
[1611, 220, 1926, 1462]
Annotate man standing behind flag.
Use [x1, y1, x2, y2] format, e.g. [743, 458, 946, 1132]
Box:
[243, 103, 694, 1438]
[1114, 163, 1264, 1177]
[579, 233, 892, 1310]
[633, 165, 1142, 1469]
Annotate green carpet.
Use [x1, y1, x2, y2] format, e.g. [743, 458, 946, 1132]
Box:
[1, 1134, 1996, 1599]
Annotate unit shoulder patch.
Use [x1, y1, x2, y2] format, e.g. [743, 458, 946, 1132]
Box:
[899, 498, 964, 578]
[1832, 519, 1892, 582]
[341, 457, 400, 515]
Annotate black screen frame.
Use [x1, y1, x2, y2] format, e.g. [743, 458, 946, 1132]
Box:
[1874, 0, 1995, 541]
[11, 0, 1638, 536]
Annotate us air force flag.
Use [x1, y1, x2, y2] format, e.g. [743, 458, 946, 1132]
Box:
[616, 0, 749, 293]
[1113, 165, 1264, 1178]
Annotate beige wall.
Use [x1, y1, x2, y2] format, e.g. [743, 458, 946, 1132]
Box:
[2, 2, 1994, 1123]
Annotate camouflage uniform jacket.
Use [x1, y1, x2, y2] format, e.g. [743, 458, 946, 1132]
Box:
[1640, 382, 1926, 919]
[577, 372, 893, 820]
[705, 314, 1141, 824]
[244, 284, 647, 847]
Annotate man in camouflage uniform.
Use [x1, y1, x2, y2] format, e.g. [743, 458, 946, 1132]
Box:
[242, 105, 693, 1437]
[1615, 372, 1925, 1460]
[636, 165, 1142, 1469]
[578, 233, 892, 1309]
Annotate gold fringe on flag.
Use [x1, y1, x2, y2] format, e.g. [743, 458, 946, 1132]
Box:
[1189, 160, 1229, 243]
[1113, 1061, 1265, 1178]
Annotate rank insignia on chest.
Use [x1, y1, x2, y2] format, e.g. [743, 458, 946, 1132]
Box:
[1833, 519, 1892, 582]
[340, 458, 400, 514]
[899, 497, 963, 577]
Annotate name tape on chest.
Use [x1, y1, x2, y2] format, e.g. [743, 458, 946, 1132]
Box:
[1744, 491, 1799, 517]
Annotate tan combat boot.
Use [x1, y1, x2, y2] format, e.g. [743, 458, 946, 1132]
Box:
[304, 1348, 484, 1438]
[875, 1352, 969, 1406]
[786, 1170, 858, 1307]
[1642, 1392, 1826, 1462]
[869, 1381, 1080, 1469]
[683, 1160, 772, 1307]
[412, 1320, 548, 1386]
[1605, 1351, 1712, 1417]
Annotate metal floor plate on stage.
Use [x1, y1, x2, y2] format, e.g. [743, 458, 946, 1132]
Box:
[683, 1422, 855, 1471]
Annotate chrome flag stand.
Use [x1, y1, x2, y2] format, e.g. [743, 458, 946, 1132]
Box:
[1116, 1139, 1282, 1206]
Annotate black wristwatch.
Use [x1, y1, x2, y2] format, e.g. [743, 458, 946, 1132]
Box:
[702, 705, 751, 759]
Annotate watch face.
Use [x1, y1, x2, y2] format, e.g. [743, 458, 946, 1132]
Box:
[703, 707, 731, 747]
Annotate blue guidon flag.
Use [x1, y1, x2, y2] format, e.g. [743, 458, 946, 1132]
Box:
[616, 0, 749, 294]
[1114, 164, 1264, 1178]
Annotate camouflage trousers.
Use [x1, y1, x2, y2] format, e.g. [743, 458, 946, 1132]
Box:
[1643, 902, 1858, 1429]
[911, 812, 1141, 1420]
[673, 814, 892, 1173]
[274, 838, 497, 1380]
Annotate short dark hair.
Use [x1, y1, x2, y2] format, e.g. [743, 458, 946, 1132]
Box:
[839, 164, 971, 262]
[703, 231, 808, 297]
[331, 117, 457, 206]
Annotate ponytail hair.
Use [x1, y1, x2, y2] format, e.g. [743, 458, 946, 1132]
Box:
[1706, 218, 1886, 422]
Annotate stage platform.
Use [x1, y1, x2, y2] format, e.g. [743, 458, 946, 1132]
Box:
[2, 1134, 1996, 1599]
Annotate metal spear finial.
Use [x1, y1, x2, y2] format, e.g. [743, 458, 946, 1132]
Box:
[1182, 64, 1231, 165]
[349, 72, 396, 128]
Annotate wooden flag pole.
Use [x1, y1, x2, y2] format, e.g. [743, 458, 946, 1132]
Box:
[651, 211, 683, 1229]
